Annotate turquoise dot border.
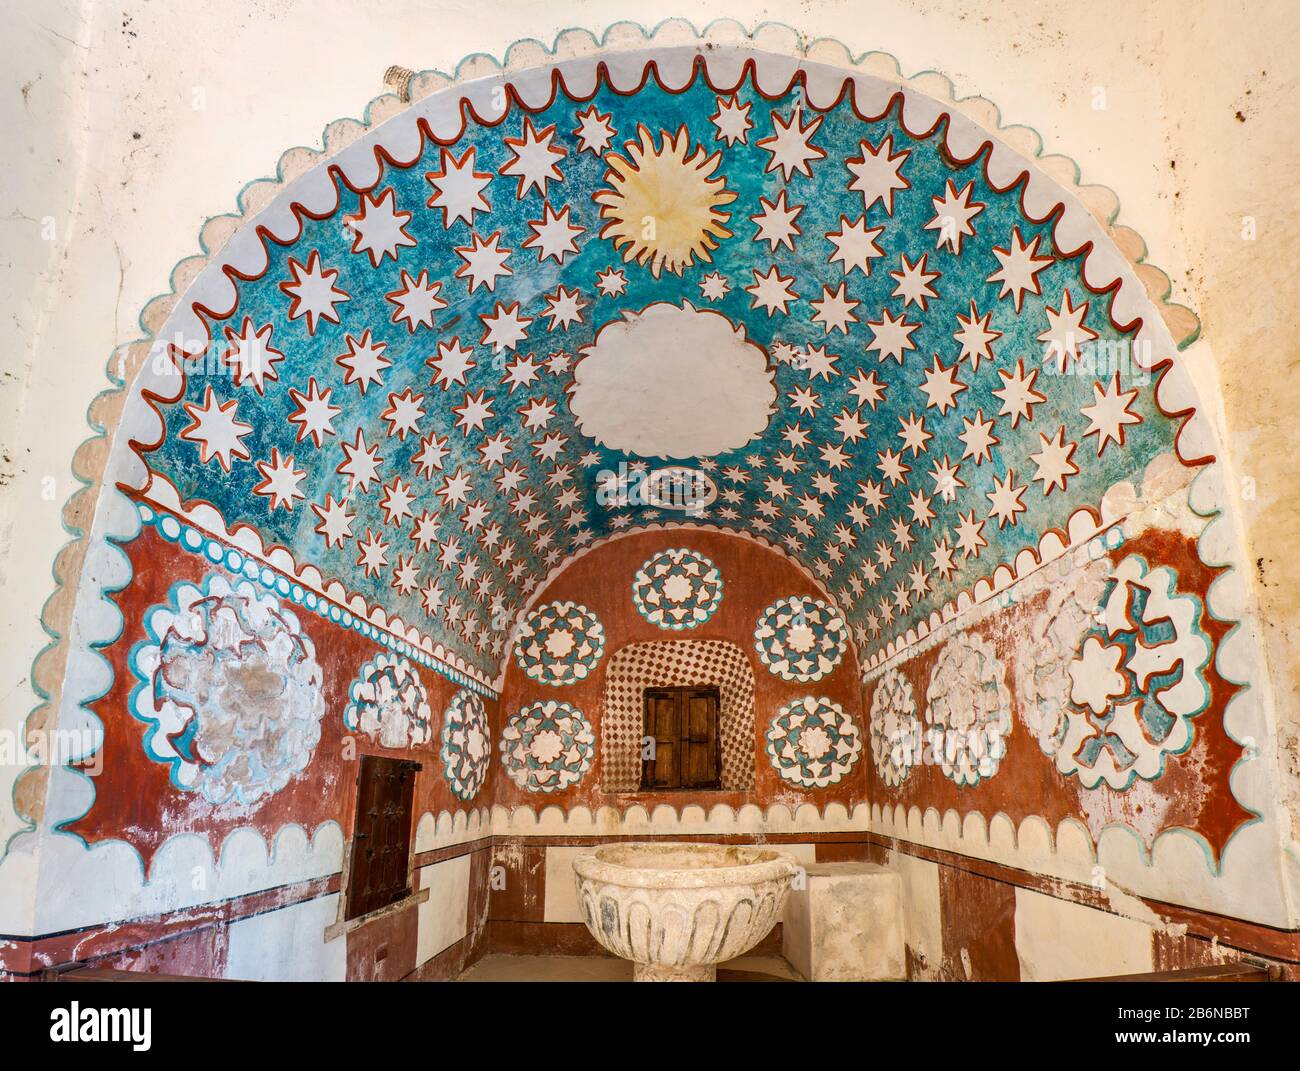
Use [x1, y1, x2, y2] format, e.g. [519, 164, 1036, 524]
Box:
[137, 502, 497, 698]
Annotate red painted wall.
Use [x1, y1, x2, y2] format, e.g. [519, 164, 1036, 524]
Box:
[78, 525, 497, 862]
[494, 528, 866, 817]
[862, 529, 1250, 859]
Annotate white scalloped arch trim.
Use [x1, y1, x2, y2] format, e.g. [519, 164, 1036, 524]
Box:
[487, 798, 1290, 927]
[869, 802, 1290, 928]
[488, 800, 872, 836]
[0, 806, 492, 936]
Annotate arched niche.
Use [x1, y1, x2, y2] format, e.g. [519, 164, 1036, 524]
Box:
[12, 23, 1289, 940]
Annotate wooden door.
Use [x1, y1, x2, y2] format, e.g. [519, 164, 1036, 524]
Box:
[347, 754, 420, 920]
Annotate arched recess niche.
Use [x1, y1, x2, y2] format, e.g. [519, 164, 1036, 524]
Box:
[603, 639, 757, 793]
[11, 20, 1292, 940]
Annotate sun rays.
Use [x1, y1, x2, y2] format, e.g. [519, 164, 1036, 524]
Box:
[593, 124, 736, 278]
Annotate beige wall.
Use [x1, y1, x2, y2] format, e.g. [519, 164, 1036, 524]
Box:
[1, 0, 1296, 845]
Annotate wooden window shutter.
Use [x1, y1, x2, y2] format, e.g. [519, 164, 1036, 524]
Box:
[682, 688, 721, 790]
[640, 686, 721, 791]
[346, 754, 421, 921]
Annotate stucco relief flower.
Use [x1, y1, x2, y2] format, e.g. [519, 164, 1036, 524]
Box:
[440, 688, 491, 801]
[345, 653, 433, 749]
[924, 632, 1013, 786]
[766, 696, 862, 788]
[1056, 555, 1212, 789]
[632, 548, 724, 630]
[513, 601, 606, 685]
[753, 596, 848, 682]
[1015, 556, 1111, 755]
[1068, 637, 1128, 715]
[499, 700, 595, 793]
[867, 667, 922, 788]
[129, 573, 326, 805]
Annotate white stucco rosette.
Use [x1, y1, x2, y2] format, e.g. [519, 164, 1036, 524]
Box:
[1014, 552, 1212, 789]
[765, 696, 862, 788]
[513, 601, 606, 685]
[753, 596, 848, 682]
[1015, 556, 1112, 756]
[631, 547, 724, 630]
[499, 699, 596, 793]
[868, 666, 921, 788]
[439, 688, 491, 800]
[924, 632, 1013, 787]
[344, 652, 433, 748]
[129, 573, 326, 805]
[1057, 555, 1212, 789]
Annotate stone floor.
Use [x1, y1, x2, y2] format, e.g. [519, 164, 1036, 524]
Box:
[457, 953, 803, 982]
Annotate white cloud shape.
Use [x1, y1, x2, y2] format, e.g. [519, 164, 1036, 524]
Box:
[569, 302, 776, 458]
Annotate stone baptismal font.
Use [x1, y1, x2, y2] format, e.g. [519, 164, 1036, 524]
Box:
[573, 842, 799, 981]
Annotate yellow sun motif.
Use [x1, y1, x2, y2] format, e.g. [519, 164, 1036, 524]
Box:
[593, 125, 736, 278]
